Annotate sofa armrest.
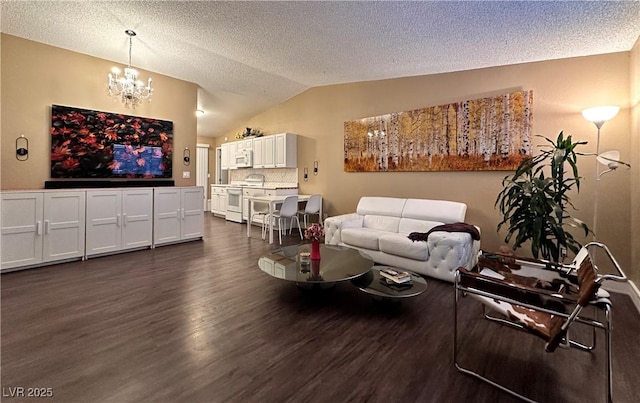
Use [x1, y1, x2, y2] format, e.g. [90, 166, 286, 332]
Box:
[324, 213, 363, 245]
[427, 227, 481, 273]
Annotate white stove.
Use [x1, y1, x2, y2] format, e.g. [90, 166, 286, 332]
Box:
[225, 174, 265, 223]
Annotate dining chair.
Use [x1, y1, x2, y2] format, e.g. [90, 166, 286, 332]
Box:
[268, 195, 302, 244]
[297, 194, 322, 229]
[454, 242, 627, 403]
[249, 201, 270, 240]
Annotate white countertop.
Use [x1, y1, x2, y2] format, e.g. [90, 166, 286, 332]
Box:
[213, 182, 298, 189]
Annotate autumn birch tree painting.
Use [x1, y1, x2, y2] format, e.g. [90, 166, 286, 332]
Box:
[344, 90, 533, 172]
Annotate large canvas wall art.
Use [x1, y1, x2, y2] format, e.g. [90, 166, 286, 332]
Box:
[344, 90, 533, 172]
[51, 105, 173, 178]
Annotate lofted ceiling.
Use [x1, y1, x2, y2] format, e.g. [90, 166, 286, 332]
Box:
[2, 1, 639, 138]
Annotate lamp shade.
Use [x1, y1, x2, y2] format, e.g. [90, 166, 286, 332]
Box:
[596, 150, 620, 170]
[582, 106, 620, 123]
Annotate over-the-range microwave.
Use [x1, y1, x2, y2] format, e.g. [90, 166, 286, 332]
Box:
[234, 149, 253, 168]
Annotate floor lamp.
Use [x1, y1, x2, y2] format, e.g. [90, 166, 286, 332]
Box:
[581, 105, 620, 242]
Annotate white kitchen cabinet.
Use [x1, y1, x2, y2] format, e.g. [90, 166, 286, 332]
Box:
[264, 136, 276, 167]
[210, 185, 227, 216]
[228, 141, 238, 170]
[1, 191, 85, 271]
[252, 135, 276, 168]
[274, 133, 297, 168]
[153, 187, 204, 246]
[237, 139, 253, 151]
[253, 137, 265, 168]
[85, 189, 153, 257]
[221, 143, 230, 170]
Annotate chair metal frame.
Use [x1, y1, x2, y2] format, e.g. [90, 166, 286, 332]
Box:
[454, 242, 627, 403]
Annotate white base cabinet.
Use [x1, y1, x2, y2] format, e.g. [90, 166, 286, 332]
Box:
[210, 185, 227, 216]
[2, 186, 204, 271]
[1, 191, 85, 271]
[85, 189, 153, 257]
[154, 187, 204, 246]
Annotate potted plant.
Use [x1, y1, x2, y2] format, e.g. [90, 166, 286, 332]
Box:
[495, 131, 590, 262]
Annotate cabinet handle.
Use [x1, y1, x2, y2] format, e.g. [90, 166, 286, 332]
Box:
[116, 214, 121, 227]
[44, 220, 50, 234]
[36, 220, 42, 235]
[181, 208, 185, 220]
[122, 213, 127, 226]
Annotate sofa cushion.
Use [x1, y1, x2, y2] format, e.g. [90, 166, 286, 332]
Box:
[398, 218, 442, 235]
[356, 197, 406, 217]
[342, 228, 388, 250]
[363, 214, 400, 232]
[402, 198, 467, 223]
[379, 233, 429, 261]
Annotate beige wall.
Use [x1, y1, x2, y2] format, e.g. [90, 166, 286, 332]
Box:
[631, 37, 640, 285]
[230, 53, 634, 275]
[1, 34, 198, 190]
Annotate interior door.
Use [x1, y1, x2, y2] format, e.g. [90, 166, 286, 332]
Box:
[196, 144, 210, 210]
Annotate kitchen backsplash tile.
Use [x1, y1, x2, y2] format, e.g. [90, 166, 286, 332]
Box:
[230, 168, 298, 185]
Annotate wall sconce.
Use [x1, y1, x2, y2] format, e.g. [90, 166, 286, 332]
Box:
[313, 161, 319, 176]
[16, 135, 29, 161]
[303, 166, 309, 181]
[183, 147, 191, 166]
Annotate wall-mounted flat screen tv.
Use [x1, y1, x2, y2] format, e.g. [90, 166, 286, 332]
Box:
[51, 104, 173, 179]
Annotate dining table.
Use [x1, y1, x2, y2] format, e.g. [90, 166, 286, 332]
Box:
[245, 194, 322, 244]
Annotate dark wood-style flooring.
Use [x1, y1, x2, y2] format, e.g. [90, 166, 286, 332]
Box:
[2, 215, 639, 402]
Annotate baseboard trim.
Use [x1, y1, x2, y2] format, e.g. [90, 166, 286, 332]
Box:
[602, 280, 640, 313]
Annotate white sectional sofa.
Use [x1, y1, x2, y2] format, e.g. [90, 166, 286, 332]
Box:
[324, 197, 480, 282]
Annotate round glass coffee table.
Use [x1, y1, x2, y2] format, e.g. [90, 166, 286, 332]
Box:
[258, 243, 374, 285]
[350, 266, 428, 300]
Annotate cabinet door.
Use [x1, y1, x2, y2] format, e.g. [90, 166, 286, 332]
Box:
[240, 139, 253, 151]
[221, 190, 227, 213]
[253, 137, 265, 168]
[275, 133, 297, 168]
[263, 136, 275, 168]
[228, 142, 238, 169]
[1, 193, 44, 270]
[210, 186, 218, 213]
[181, 187, 204, 240]
[153, 188, 182, 246]
[221, 143, 229, 170]
[121, 189, 153, 250]
[86, 191, 122, 256]
[212, 193, 220, 214]
[43, 191, 85, 262]
[275, 134, 286, 167]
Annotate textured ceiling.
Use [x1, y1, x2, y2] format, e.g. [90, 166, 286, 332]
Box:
[2, 1, 639, 137]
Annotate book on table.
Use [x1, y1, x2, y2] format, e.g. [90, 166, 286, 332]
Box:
[379, 268, 412, 284]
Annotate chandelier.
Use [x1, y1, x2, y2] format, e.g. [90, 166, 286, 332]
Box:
[107, 29, 153, 108]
